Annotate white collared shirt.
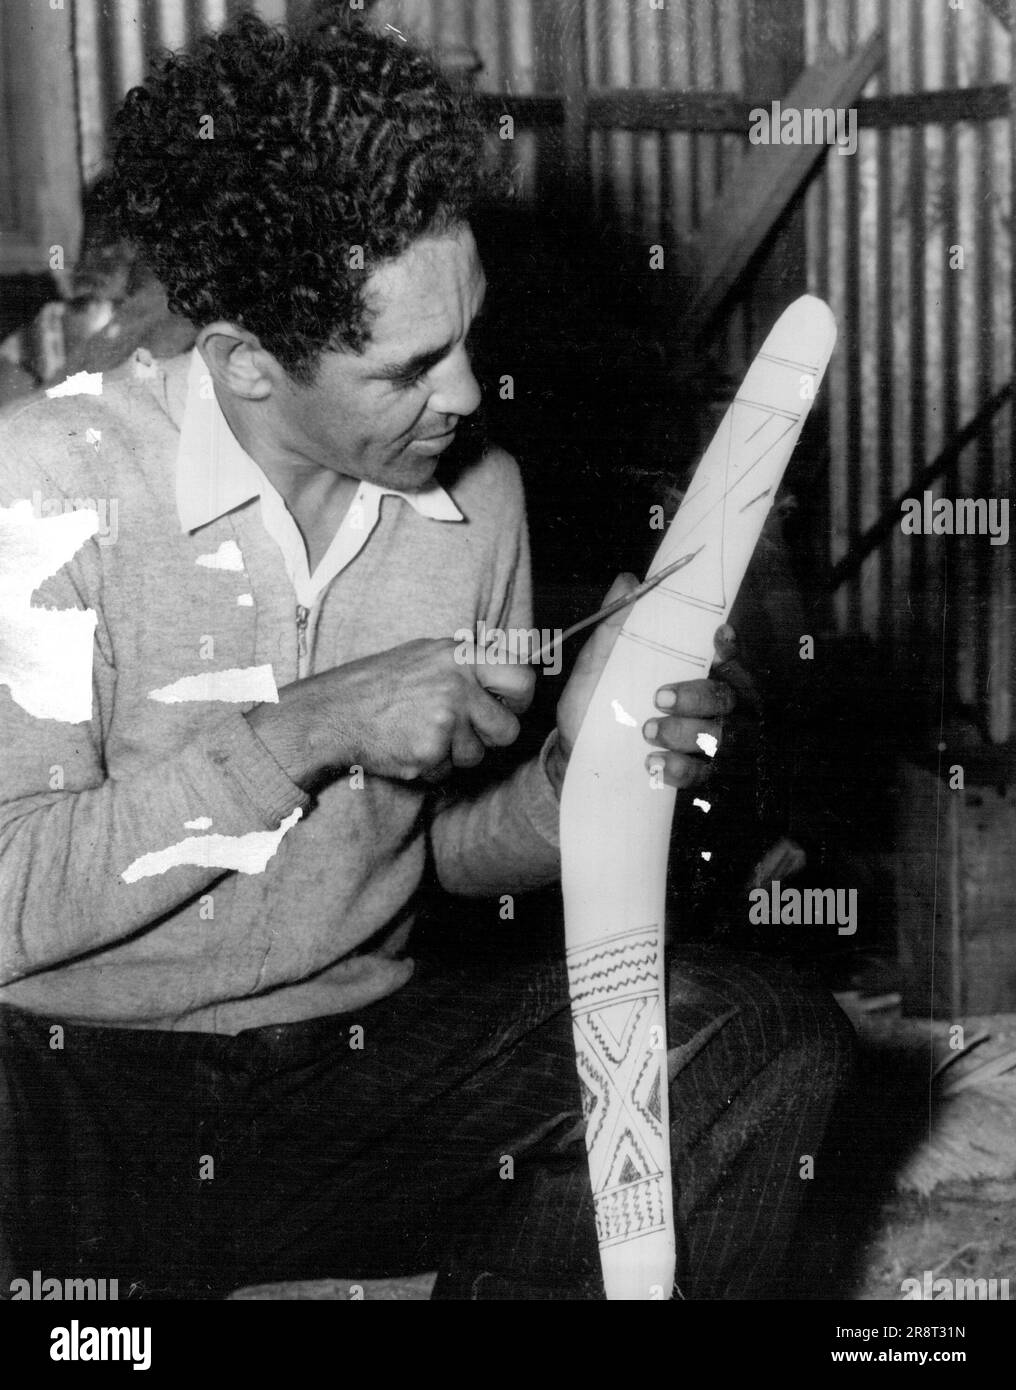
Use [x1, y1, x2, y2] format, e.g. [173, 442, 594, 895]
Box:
[175, 348, 462, 609]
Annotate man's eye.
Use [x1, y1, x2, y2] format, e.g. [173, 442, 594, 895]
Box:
[394, 369, 427, 389]
[387, 361, 435, 390]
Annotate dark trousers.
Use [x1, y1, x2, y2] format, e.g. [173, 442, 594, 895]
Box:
[0, 934, 853, 1300]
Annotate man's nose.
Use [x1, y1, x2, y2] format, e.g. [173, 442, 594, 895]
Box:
[428, 344, 482, 419]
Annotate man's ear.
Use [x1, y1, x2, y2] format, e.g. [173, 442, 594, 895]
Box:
[196, 323, 277, 401]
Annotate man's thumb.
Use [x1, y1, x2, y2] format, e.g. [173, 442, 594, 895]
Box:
[570, 572, 640, 678]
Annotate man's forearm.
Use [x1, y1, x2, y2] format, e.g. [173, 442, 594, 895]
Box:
[429, 733, 562, 897]
[244, 679, 342, 790]
[0, 711, 308, 984]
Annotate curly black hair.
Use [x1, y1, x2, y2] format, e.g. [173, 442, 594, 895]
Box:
[109, 10, 491, 382]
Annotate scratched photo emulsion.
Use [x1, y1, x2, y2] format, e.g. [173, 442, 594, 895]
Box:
[0, 0, 1012, 1357]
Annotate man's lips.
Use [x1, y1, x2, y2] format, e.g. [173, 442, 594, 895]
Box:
[408, 428, 456, 454]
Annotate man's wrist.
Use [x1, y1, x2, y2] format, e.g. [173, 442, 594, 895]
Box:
[244, 681, 343, 790]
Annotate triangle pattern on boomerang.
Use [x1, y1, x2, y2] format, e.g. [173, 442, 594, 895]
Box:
[560, 296, 837, 1299]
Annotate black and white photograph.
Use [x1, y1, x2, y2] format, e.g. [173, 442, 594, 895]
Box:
[0, 0, 1013, 1359]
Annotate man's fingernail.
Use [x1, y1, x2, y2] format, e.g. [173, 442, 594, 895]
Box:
[644, 720, 659, 741]
[656, 689, 676, 709]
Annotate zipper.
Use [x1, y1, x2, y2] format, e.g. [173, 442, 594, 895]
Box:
[296, 604, 310, 675]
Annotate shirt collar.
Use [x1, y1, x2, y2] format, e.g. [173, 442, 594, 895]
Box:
[175, 347, 463, 532]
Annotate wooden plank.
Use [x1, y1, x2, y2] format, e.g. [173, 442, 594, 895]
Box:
[475, 93, 562, 126]
[981, 0, 1013, 32]
[825, 383, 1013, 590]
[590, 91, 762, 132]
[683, 30, 886, 344]
[741, 0, 807, 511]
[743, 0, 807, 356]
[853, 84, 1010, 128]
[601, 86, 1012, 132]
[475, 85, 1011, 135]
[476, 91, 754, 132]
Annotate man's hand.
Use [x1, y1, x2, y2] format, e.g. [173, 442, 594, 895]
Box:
[548, 573, 737, 796]
[247, 638, 535, 788]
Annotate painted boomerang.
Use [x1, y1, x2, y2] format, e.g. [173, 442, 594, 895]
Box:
[559, 294, 838, 1300]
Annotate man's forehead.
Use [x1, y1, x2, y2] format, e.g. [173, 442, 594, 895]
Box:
[362, 228, 485, 355]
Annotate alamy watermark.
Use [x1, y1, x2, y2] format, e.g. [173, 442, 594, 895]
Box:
[49, 1320, 151, 1371]
[453, 622, 563, 677]
[748, 880, 858, 935]
[9, 1269, 119, 1299]
[901, 1270, 1010, 1300]
[900, 491, 1009, 545]
[30, 490, 119, 546]
[748, 101, 858, 157]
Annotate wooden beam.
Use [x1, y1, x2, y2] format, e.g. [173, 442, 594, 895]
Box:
[825, 384, 1014, 591]
[476, 90, 755, 133]
[683, 30, 887, 345]
[981, 0, 1013, 31]
[474, 94, 563, 128]
[477, 85, 1009, 137]
[854, 84, 1010, 128]
[593, 86, 1011, 131]
[586, 90, 754, 133]
[744, 0, 808, 360]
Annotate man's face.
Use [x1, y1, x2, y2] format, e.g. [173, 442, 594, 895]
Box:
[275, 223, 486, 490]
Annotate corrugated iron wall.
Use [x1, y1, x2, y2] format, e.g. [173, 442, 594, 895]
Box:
[579, 0, 756, 400]
[73, 0, 1013, 741]
[583, 1, 742, 234]
[806, 0, 1013, 743]
[74, 0, 546, 184]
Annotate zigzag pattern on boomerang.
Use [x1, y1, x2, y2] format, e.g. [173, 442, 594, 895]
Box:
[567, 928, 667, 1247]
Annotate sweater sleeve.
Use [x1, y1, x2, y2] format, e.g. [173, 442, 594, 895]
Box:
[427, 454, 561, 896]
[0, 419, 310, 986]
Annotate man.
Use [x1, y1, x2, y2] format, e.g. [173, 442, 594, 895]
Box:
[0, 12, 850, 1299]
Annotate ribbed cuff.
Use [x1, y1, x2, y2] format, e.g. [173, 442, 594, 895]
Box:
[202, 711, 312, 828]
